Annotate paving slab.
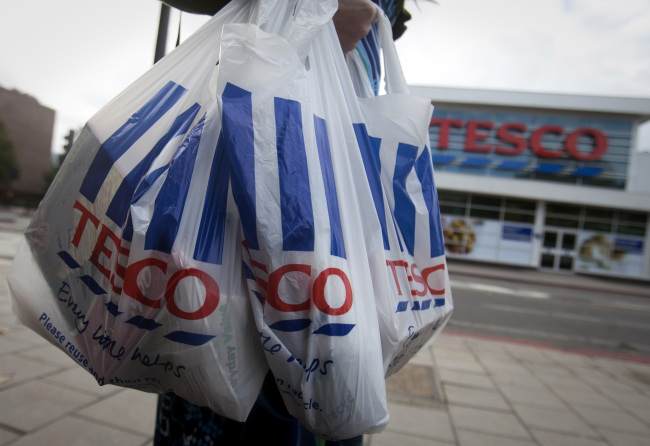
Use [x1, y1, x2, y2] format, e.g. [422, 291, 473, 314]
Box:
[407, 347, 435, 367]
[466, 341, 512, 359]
[479, 358, 532, 375]
[512, 404, 598, 437]
[456, 429, 536, 446]
[530, 429, 608, 446]
[0, 380, 97, 432]
[369, 429, 454, 446]
[9, 416, 149, 446]
[597, 428, 649, 446]
[488, 369, 547, 389]
[533, 374, 595, 393]
[504, 344, 554, 363]
[571, 405, 650, 435]
[385, 402, 456, 443]
[18, 343, 78, 369]
[44, 366, 123, 398]
[443, 384, 510, 411]
[0, 427, 18, 446]
[387, 363, 440, 402]
[437, 358, 487, 375]
[0, 354, 60, 389]
[543, 350, 601, 367]
[555, 386, 621, 410]
[3, 324, 51, 347]
[497, 384, 566, 409]
[448, 405, 530, 440]
[0, 330, 33, 355]
[438, 368, 495, 390]
[79, 389, 158, 437]
[603, 387, 650, 410]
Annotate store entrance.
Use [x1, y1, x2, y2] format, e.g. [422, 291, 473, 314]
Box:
[540, 229, 578, 272]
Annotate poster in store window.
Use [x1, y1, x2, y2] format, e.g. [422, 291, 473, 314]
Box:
[441, 217, 534, 265]
[576, 232, 644, 276]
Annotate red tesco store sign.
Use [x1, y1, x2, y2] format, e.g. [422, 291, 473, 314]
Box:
[430, 118, 609, 162]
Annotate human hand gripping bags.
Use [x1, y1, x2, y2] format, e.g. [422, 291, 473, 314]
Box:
[7, 0, 452, 440]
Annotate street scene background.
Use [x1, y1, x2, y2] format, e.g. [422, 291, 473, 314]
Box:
[1, 208, 649, 446]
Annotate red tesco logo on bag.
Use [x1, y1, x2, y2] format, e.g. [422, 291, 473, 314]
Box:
[430, 119, 608, 161]
[122, 259, 220, 320]
[72, 200, 220, 321]
[250, 262, 353, 316]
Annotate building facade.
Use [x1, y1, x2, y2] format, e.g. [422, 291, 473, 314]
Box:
[0, 86, 55, 198]
[411, 86, 650, 280]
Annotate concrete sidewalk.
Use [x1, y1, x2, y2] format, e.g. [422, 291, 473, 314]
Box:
[2, 216, 650, 445]
[2, 316, 650, 446]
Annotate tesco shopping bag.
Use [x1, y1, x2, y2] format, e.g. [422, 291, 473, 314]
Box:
[5, 0, 309, 422]
[212, 1, 452, 439]
[214, 4, 388, 440]
[346, 15, 454, 377]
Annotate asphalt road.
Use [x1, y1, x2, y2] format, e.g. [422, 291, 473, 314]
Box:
[446, 272, 650, 358]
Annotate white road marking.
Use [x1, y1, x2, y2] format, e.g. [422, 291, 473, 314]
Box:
[450, 280, 550, 299]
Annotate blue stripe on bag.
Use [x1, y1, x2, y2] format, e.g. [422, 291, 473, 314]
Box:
[105, 103, 201, 227]
[145, 115, 205, 253]
[79, 81, 187, 203]
[164, 331, 215, 346]
[393, 143, 418, 256]
[122, 165, 169, 242]
[222, 83, 259, 250]
[194, 132, 229, 264]
[354, 123, 389, 250]
[415, 147, 445, 258]
[275, 97, 314, 252]
[314, 116, 346, 259]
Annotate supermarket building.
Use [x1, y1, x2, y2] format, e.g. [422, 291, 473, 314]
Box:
[411, 86, 650, 281]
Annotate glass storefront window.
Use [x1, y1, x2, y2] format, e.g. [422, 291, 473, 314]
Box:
[584, 221, 613, 232]
[470, 208, 500, 219]
[543, 232, 557, 248]
[506, 199, 536, 211]
[618, 212, 647, 225]
[440, 204, 466, 216]
[504, 212, 535, 223]
[471, 195, 502, 207]
[437, 194, 648, 274]
[585, 208, 614, 220]
[559, 256, 574, 270]
[616, 225, 646, 237]
[545, 216, 579, 228]
[547, 203, 580, 216]
[562, 234, 576, 250]
[438, 191, 469, 205]
[541, 254, 555, 268]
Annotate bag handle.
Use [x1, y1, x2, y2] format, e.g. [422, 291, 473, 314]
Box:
[375, 11, 410, 95]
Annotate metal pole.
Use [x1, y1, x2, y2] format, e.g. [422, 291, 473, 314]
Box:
[154, 4, 171, 64]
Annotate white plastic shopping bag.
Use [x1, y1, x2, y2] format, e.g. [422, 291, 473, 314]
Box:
[6, 0, 309, 422]
[215, 5, 388, 440]
[212, 1, 452, 439]
[7, 0, 452, 439]
[345, 15, 454, 377]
